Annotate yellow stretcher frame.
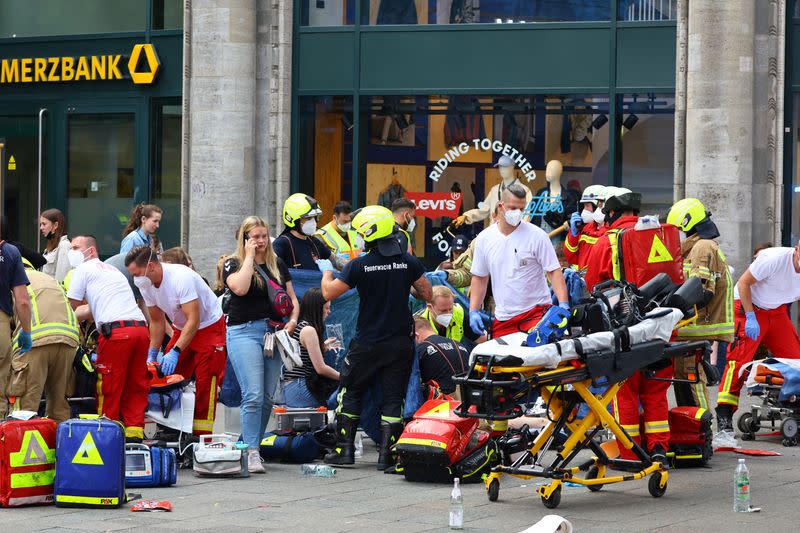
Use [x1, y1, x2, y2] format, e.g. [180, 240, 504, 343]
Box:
[469, 362, 669, 509]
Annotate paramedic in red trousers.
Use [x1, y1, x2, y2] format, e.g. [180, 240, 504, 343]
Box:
[320, 205, 432, 470]
[125, 245, 226, 436]
[564, 185, 608, 271]
[468, 183, 570, 339]
[582, 189, 671, 463]
[67, 235, 150, 440]
[715, 243, 800, 435]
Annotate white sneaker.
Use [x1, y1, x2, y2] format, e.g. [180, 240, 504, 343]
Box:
[248, 449, 266, 473]
[712, 429, 738, 449]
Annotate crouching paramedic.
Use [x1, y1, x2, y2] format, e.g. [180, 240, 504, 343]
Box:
[583, 189, 671, 463]
[125, 245, 226, 435]
[67, 235, 149, 438]
[320, 205, 432, 469]
[667, 199, 733, 409]
[9, 259, 79, 422]
[715, 243, 800, 433]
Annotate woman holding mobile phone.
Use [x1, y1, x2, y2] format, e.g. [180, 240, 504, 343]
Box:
[223, 216, 300, 473]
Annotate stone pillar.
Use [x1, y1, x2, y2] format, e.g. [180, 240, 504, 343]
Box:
[185, 0, 257, 277]
[684, 1, 756, 277]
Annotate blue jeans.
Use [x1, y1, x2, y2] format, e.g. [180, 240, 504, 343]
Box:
[282, 378, 319, 408]
[226, 320, 283, 450]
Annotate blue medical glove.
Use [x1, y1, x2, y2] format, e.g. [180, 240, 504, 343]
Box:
[90, 352, 98, 364]
[147, 347, 159, 363]
[558, 301, 570, 312]
[569, 212, 582, 236]
[426, 271, 448, 284]
[469, 310, 486, 336]
[161, 348, 180, 375]
[17, 330, 32, 353]
[744, 312, 760, 341]
[316, 259, 335, 273]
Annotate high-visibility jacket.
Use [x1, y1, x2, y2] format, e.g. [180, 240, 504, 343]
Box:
[315, 221, 363, 260]
[564, 222, 606, 271]
[583, 216, 639, 292]
[675, 234, 734, 343]
[417, 303, 465, 343]
[13, 269, 79, 349]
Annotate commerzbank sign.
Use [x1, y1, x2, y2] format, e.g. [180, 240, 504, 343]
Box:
[0, 44, 160, 85]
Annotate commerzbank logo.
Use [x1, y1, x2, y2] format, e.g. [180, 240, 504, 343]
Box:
[0, 43, 160, 85]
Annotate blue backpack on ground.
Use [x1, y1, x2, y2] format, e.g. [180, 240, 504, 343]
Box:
[54, 416, 125, 508]
[125, 444, 178, 487]
[259, 432, 320, 463]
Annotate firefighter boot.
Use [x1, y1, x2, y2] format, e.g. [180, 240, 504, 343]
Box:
[715, 404, 734, 433]
[324, 415, 358, 466]
[377, 420, 404, 471]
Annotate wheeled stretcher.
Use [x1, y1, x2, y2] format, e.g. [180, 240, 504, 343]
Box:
[739, 358, 800, 446]
[453, 308, 710, 508]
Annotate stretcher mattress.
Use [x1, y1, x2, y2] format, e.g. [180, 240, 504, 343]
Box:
[470, 308, 684, 369]
[743, 358, 800, 401]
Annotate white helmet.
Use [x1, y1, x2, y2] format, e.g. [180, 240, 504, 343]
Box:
[580, 185, 607, 205]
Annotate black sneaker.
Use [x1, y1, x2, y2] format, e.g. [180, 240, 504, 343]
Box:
[650, 444, 668, 466]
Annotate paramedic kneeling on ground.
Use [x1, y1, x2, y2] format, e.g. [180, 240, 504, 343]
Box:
[468, 183, 570, 339]
[320, 205, 432, 470]
[126, 245, 227, 436]
[715, 243, 800, 433]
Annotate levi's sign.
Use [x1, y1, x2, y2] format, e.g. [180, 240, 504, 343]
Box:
[405, 192, 463, 219]
[1, 44, 160, 85]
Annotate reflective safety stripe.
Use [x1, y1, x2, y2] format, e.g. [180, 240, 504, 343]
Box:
[10, 469, 55, 489]
[56, 494, 119, 505]
[207, 376, 217, 425]
[608, 230, 622, 281]
[579, 234, 599, 245]
[677, 324, 735, 336]
[96, 372, 104, 415]
[334, 387, 347, 415]
[621, 423, 640, 437]
[717, 392, 740, 406]
[316, 222, 362, 258]
[644, 421, 670, 434]
[490, 420, 509, 432]
[720, 360, 738, 401]
[695, 408, 707, 419]
[564, 238, 579, 253]
[396, 437, 446, 449]
[694, 383, 709, 409]
[193, 419, 214, 431]
[380, 415, 402, 423]
[125, 426, 144, 439]
[14, 282, 80, 348]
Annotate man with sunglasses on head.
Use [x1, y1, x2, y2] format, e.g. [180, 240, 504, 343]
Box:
[125, 245, 226, 436]
[67, 235, 150, 441]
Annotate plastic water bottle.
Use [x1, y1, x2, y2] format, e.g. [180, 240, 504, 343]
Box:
[300, 464, 336, 477]
[449, 478, 464, 529]
[235, 442, 250, 478]
[734, 458, 750, 512]
[354, 431, 364, 459]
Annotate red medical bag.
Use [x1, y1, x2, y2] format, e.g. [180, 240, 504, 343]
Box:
[617, 224, 683, 287]
[0, 417, 57, 507]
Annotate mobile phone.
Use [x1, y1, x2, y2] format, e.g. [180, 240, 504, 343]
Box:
[244, 233, 249, 241]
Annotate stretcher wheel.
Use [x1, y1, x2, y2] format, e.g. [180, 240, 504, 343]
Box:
[648, 472, 667, 498]
[780, 418, 798, 440]
[541, 486, 561, 509]
[740, 432, 755, 441]
[781, 438, 797, 447]
[737, 413, 760, 434]
[586, 466, 603, 492]
[487, 479, 500, 502]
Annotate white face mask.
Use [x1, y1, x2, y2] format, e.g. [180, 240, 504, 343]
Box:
[355, 234, 366, 250]
[679, 230, 687, 243]
[337, 222, 351, 233]
[581, 209, 594, 224]
[67, 249, 86, 268]
[503, 208, 523, 227]
[435, 312, 453, 328]
[406, 217, 416, 233]
[301, 219, 317, 236]
[592, 210, 606, 224]
[134, 275, 152, 290]
[499, 166, 515, 183]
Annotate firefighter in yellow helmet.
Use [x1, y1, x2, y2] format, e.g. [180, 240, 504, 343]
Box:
[9, 258, 79, 422]
[666, 198, 733, 411]
[319, 205, 432, 470]
[274, 193, 344, 271]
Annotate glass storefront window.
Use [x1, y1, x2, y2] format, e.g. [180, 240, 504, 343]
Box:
[0, 115, 44, 248]
[618, 0, 676, 21]
[362, 0, 610, 25]
[153, 0, 183, 30]
[67, 113, 135, 253]
[297, 95, 354, 219]
[152, 103, 181, 248]
[791, 94, 800, 246]
[0, 0, 147, 38]
[301, 0, 356, 26]
[619, 93, 675, 216]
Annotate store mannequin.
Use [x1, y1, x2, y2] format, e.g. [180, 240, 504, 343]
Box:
[533, 160, 579, 243]
[454, 155, 532, 227]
